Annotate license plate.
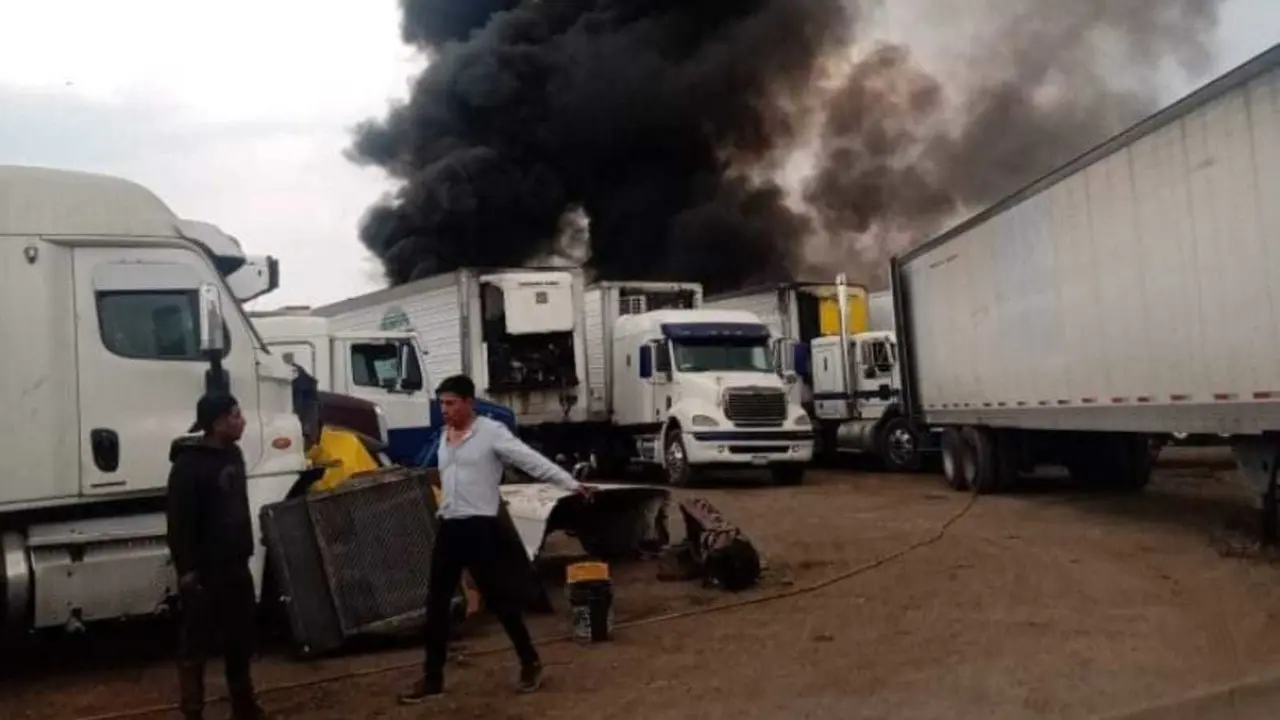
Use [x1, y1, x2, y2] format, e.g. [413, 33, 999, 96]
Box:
[750, 456, 770, 466]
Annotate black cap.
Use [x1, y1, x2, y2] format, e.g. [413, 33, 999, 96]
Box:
[189, 392, 239, 434]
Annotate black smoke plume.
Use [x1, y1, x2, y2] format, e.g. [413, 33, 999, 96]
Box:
[350, 0, 852, 294]
[353, 0, 1225, 293]
[803, 0, 1224, 287]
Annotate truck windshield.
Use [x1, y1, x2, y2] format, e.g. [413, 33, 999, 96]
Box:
[351, 340, 425, 390]
[672, 340, 773, 373]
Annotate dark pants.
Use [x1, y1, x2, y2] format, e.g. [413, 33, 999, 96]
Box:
[423, 516, 539, 681]
[177, 564, 258, 718]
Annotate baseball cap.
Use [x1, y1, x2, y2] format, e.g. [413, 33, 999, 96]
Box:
[189, 392, 240, 434]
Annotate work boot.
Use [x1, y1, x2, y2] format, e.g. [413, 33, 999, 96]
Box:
[398, 675, 444, 705]
[518, 662, 543, 693]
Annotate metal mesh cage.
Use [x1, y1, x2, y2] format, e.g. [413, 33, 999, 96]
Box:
[305, 467, 439, 637]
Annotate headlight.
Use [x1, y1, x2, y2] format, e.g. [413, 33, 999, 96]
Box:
[690, 414, 720, 428]
[793, 413, 812, 427]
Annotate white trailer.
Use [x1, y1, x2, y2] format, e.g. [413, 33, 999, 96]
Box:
[0, 165, 312, 638]
[311, 268, 588, 453]
[891, 43, 1280, 505]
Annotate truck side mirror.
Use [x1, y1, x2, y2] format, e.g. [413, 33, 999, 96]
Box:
[771, 338, 798, 383]
[398, 342, 423, 392]
[197, 283, 226, 354]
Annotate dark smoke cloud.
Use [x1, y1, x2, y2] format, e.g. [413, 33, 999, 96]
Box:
[354, 0, 1225, 294]
[803, 0, 1224, 288]
[351, 0, 852, 293]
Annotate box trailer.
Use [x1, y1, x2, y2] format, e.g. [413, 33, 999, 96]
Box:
[312, 268, 588, 450]
[891, 42, 1280, 504]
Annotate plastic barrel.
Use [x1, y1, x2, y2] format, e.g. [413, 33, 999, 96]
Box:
[566, 562, 613, 643]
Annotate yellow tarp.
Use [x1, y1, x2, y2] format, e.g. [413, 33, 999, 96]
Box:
[306, 427, 382, 493]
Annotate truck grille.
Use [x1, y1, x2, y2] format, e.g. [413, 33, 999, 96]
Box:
[723, 387, 788, 427]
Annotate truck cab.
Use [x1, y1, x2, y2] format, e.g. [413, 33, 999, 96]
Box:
[611, 309, 814, 485]
[805, 276, 921, 472]
[251, 311, 434, 465]
[1, 166, 308, 637]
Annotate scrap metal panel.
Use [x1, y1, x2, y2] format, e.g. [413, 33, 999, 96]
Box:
[307, 467, 439, 637]
[260, 466, 439, 657]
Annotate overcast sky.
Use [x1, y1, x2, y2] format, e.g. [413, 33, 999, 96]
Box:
[1, 1, 1276, 308]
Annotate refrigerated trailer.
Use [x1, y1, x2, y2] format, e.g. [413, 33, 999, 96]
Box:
[311, 268, 587, 453]
[890, 43, 1280, 506]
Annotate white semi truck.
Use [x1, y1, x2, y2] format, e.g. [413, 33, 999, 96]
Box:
[0, 165, 316, 638]
[310, 268, 587, 458]
[890, 43, 1280, 509]
[705, 283, 921, 471]
[583, 282, 813, 485]
[250, 310, 435, 465]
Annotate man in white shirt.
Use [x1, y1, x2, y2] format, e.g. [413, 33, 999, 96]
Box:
[400, 374, 593, 703]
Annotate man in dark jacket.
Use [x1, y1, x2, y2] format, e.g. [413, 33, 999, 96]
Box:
[167, 393, 263, 720]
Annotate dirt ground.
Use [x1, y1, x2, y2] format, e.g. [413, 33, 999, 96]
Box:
[7, 448, 1280, 720]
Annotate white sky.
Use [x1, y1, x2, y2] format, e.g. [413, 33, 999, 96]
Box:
[0, 1, 1276, 307]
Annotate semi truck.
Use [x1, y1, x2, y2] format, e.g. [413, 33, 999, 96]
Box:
[250, 310, 429, 464]
[583, 282, 813, 485]
[0, 165, 329, 638]
[310, 268, 587, 459]
[250, 309, 517, 466]
[706, 283, 921, 471]
[889, 42, 1280, 508]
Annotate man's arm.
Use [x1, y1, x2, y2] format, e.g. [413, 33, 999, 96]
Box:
[490, 423, 582, 491]
[165, 458, 201, 581]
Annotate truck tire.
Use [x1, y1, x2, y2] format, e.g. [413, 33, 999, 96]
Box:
[940, 427, 968, 491]
[877, 416, 923, 473]
[770, 464, 806, 486]
[962, 426, 999, 495]
[664, 430, 700, 488]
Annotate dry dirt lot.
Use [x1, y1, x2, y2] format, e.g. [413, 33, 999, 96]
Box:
[6, 449, 1280, 720]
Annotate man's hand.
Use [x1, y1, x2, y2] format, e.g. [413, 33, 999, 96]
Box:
[573, 484, 596, 502]
[179, 571, 201, 593]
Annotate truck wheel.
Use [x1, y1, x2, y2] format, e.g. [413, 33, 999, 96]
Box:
[940, 427, 968, 491]
[770, 464, 805, 486]
[664, 430, 699, 488]
[962, 426, 998, 495]
[877, 416, 922, 473]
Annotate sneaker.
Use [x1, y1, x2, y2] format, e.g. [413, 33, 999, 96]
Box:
[398, 677, 444, 705]
[518, 662, 543, 693]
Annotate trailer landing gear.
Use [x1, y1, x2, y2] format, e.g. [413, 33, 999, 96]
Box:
[1231, 437, 1280, 546]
